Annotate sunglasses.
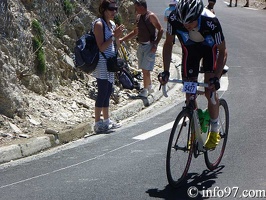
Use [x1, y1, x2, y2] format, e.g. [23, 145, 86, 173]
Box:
[107, 7, 118, 11]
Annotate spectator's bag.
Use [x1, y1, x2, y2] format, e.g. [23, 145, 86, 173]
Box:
[117, 68, 134, 90]
[106, 56, 120, 72]
[102, 33, 122, 72]
[106, 56, 125, 72]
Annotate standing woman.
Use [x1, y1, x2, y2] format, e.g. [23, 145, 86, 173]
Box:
[92, 0, 124, 133]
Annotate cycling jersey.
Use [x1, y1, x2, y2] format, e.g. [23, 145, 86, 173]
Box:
[167, 8, 225, 77]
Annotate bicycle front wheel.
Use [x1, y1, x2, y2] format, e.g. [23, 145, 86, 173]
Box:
[204, 98, 229, 170]
[166, 109, 194, 188]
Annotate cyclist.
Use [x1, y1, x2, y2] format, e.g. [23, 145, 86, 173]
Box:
[164, 0, 178, 22]
[159, 0, 227, 149]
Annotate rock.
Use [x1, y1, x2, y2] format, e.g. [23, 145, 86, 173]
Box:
[19, 133, 31, 138]
[9, 122, 22, 134]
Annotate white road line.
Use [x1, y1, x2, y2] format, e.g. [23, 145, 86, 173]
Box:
[0, 140, 140, 189]
[220, 76, 229, 91]
[133, 121, 174, 140]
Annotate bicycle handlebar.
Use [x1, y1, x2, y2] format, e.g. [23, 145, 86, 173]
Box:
[161, 79, 216, 105]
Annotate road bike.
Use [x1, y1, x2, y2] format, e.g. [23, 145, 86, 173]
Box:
[118, 41, 143, 80]
[163, 79, 229, 188]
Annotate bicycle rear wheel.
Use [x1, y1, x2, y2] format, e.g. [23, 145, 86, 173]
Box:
[204, 98, 229, 170]
[166, 109, 194, 188]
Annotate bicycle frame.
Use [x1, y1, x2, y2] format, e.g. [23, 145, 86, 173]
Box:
[193, 106, 209, 152]
[163, 79, 213, 152]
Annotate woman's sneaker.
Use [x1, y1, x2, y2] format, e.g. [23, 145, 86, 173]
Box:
[148, 85, 154, 94]
[103, 119, 121, 130]
[138, 88, 148, 98]
[94, 120, 108, 133]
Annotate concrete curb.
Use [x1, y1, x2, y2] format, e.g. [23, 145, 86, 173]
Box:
[0, 51, 182, 164]
[0, 85, 173, 164]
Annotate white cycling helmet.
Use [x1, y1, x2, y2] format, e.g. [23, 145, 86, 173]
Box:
[175, 0, 204, 24]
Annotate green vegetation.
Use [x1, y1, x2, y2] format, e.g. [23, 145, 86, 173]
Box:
[114, 13, 122, 25]
[63, 0, 74, 17]
[54, 19, 64, 39]
[32, 19, 46, 74]
[32, 19, 44, 42]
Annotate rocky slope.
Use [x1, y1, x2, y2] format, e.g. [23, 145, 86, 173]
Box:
[0, 0, 161, 146]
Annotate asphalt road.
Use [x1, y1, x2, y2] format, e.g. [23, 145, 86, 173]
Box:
[0, 1, 266, 200]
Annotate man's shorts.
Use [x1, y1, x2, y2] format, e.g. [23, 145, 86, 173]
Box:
[137, 43, 155, 71]
[182, 43, 217, 78]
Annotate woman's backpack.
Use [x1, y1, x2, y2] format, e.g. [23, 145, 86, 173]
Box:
[74, 19, 105, 73]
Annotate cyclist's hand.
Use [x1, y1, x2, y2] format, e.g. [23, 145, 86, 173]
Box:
[209, 77, 220, 91]
[158, 71, 170, 85]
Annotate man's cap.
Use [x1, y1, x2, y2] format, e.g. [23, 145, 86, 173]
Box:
[134, 0, 147, 7]
[169, 0, 178, 5]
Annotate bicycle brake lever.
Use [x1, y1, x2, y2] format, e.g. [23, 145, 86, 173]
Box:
[210, 92, 216, 105]
[162, 84, 168, 97]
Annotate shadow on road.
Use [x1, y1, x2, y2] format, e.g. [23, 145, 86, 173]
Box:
[146, 165, 225, 200]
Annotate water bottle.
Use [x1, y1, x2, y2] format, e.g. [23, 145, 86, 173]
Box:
[198, 109, 210, 133]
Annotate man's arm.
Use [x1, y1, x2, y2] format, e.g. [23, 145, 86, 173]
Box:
[119, 27, 138, 43]
[149, 13, 164, 52]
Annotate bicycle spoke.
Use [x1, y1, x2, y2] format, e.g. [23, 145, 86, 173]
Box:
[166, 109, 193, 188]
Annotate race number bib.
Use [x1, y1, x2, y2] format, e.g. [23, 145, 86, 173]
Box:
[182, 82, 197, 94]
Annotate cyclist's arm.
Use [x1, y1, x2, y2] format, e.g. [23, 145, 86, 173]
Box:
[163, 31, 174, 73]
[211, 17, 226, 78]
[215, 40, 226, 78]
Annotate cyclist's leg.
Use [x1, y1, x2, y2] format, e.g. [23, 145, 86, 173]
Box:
[203, 45, 221, 149]
[204, 98, 229, 170]
[205, 73, 219, 119]
[202, 44, 219, 120]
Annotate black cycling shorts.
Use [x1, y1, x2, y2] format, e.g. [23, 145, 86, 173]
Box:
[181, 43, 217, 78]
